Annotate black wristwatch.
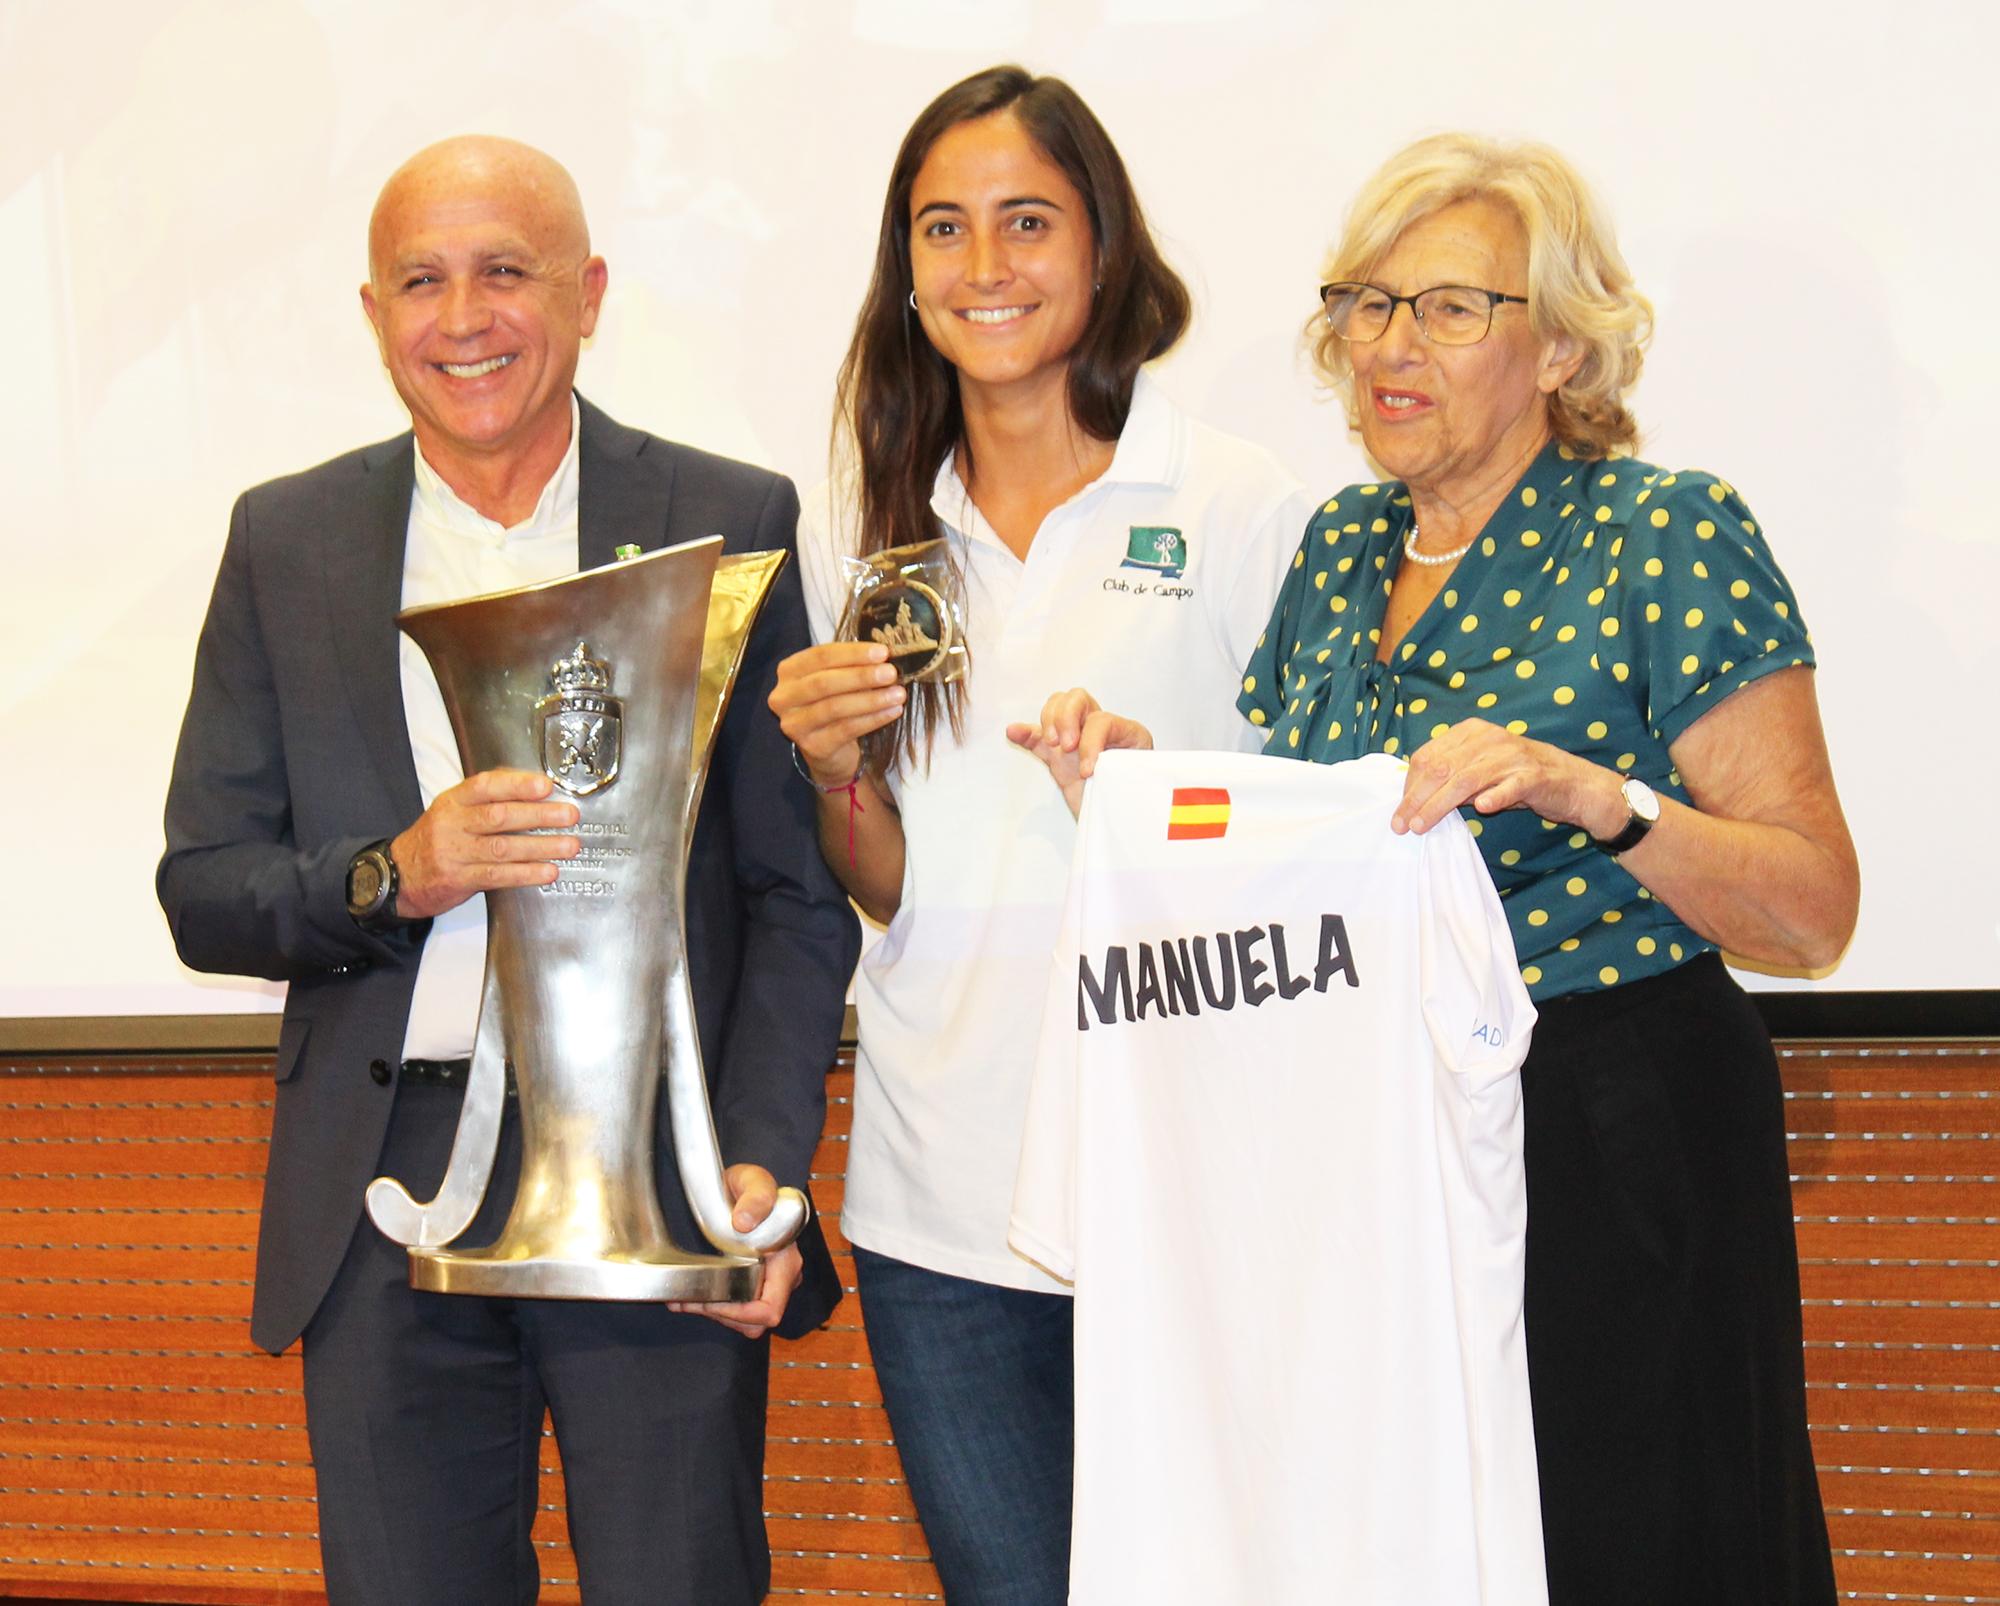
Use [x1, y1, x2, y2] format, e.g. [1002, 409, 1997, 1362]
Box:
[345, 839, 403, 929]
[1591, 778, 1661, 856]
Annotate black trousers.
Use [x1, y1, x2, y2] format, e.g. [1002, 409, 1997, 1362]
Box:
[299, 1081, 771, 1606]
[1522, 955, 1835, 1605]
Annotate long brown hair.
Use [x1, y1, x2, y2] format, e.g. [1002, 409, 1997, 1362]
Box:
[835, 64, 1191, 772]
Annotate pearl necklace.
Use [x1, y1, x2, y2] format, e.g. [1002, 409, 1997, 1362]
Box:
[1402, 523, 1474, 568]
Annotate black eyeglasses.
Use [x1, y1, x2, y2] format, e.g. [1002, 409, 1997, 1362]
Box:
[1318, 281, 1528, 346]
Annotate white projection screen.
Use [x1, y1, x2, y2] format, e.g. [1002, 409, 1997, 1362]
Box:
[3, 0, 1993, 1031]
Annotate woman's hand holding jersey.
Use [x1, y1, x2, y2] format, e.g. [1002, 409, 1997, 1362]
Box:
[1006, 686, 1154, 819]
[1389, 673, 1853, 969]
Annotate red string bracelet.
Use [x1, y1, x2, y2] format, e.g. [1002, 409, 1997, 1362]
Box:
[791, 743, 868, 868]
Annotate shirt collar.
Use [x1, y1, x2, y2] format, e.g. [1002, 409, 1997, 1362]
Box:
[411, 393, 582, 542]
[926, 368, 1185, 536]
[1097, 369, 1181, 491]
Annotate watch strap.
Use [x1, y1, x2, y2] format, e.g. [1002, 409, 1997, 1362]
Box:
[1595, 813, 1652, 856]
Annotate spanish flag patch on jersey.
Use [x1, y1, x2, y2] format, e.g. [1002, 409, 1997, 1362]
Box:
[1167, 787, 1230, 841]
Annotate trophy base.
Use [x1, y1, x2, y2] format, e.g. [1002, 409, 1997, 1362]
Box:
[406, 1246, 759, 1302]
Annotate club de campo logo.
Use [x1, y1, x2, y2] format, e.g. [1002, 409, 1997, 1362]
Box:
[1121, 526, 1186, 580]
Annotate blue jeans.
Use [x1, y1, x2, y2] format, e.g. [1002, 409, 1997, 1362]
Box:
[853, 1246, 1074, 1604]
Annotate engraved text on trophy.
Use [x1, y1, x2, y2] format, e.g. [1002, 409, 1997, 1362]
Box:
[540, 817, 630, 898]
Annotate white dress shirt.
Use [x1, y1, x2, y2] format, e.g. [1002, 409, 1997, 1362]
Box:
[397, 397, 581, 1059]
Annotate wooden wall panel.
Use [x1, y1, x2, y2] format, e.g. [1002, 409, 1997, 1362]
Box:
[1, 1038, 1993, 1603]
[1789, 1042, 2000, 1604]
[0, 1052, 939, 1604]
[1, 1061, 342, 1604]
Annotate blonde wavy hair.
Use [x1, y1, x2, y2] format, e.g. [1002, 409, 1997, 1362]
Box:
[1310, 133, 1654, 459]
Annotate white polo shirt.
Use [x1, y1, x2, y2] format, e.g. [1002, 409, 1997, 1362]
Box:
[1012, 750, 1544, 1605]
[797, 371, 1313, 1291]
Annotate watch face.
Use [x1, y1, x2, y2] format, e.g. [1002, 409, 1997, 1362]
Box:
[349, 857, 386, 912]
[1623, 779, 1662, 824]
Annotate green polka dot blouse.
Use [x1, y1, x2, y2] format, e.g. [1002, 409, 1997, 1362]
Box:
[1238, 441, 1815, 1001]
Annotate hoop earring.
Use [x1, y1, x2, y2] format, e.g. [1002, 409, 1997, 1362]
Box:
[908, 290, 918, 312]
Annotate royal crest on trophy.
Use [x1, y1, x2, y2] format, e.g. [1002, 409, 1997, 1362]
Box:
[537, 642, 621, 796]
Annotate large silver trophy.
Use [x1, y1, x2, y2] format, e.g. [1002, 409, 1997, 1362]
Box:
[363, 536, 802, 1302]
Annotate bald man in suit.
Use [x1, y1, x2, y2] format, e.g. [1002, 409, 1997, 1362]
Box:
[159, 136, 857, 1606]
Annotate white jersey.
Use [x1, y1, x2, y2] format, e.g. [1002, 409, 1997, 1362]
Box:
[1011, 750, 1546, 1606]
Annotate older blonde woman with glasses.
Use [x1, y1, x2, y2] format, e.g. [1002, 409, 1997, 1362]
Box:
[1019, 133, 1858, 1603]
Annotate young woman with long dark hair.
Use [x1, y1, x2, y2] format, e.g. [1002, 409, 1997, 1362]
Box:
[769, 66, 1309, 1601]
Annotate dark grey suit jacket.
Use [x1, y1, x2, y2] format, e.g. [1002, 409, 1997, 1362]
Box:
[158, 397, 858, 1354]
